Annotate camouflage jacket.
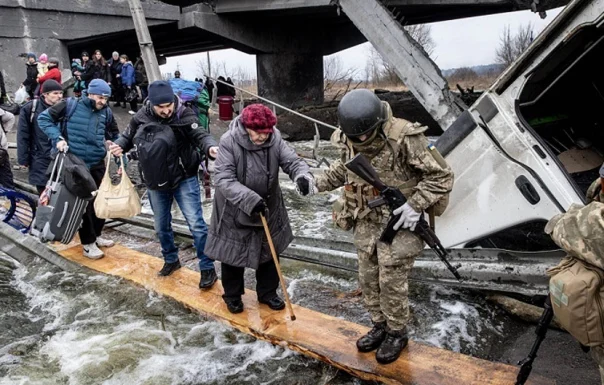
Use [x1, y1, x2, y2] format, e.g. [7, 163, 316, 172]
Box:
[314, 102, 453, 224]
[545, 202, 604, 270]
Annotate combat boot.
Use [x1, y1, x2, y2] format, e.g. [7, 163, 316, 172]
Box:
[376, 328, 409, 364]
[356, 321, 387, 352]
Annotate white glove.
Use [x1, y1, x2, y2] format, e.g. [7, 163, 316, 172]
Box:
[294, 173, 317, 196]
[393, 202, 421, 231]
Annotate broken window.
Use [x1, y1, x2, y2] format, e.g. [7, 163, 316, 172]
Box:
[518, 22, 604, 200]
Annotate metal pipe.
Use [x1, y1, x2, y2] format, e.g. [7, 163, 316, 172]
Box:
[127, 0, 162, 83]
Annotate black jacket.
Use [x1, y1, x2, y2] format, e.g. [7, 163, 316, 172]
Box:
[133, 58, 148, 87]
[17, 98, 53, 186]
[114, 96, 218, 179]
[81, 61, 110, 85]
[23, 63, 38, 92]
[108, 59, 123, 79]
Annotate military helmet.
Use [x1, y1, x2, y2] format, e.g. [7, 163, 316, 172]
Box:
[337, 89, 385, 138]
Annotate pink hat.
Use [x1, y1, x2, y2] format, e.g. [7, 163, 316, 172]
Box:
[39, 54, 48, 63]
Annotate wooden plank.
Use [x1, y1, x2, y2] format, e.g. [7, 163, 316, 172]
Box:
[56, 244, 554, 385]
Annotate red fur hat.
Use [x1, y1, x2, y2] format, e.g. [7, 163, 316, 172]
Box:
[241, 104, 276, 133]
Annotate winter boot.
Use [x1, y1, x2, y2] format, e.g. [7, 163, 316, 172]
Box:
[376, 328, 409, 364]
[356, 321, 387, 352]
[259, 295, 285, 310]
[158, 260, 181, 276]
[224, 297, 244, 314]
[199, 269, 217, 289]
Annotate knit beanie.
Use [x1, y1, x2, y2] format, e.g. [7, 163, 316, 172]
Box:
[240, 104, 276, 133]
[112, 51, 119, 58]
[87, 79, 112, 97]
[148, 81, 174, 106]
[41, 79, 62, 94]
[39, 54, 48, 63]
[26, 53, 37, 61]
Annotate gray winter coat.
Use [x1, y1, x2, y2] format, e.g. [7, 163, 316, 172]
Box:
[204, 117, 310, 269]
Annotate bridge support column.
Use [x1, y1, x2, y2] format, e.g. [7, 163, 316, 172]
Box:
[256, 52, 324, 109]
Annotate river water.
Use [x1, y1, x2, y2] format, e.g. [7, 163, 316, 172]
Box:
[0, 239, 521, 385]
[0, 140, 540, 384]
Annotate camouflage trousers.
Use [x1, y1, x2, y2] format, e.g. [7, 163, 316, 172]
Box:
[354, 220, 424, 331]
[591, 345, 604, 384]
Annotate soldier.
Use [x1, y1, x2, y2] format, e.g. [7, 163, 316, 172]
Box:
[547, 163, 603, 382]
[313, 89, 453, 364]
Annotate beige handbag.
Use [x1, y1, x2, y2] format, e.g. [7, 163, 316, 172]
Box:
[94, 154, 141, 219]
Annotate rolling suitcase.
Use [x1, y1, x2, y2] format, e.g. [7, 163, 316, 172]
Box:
[31, 152, 89, 243]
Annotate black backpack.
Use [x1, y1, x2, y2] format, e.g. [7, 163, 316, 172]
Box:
[133, 122, 183, 190]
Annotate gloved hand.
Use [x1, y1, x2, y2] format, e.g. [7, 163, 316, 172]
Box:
[393, 202, 421, 231]
[295, 173, 316, 196]
[252, 200, 267, 215]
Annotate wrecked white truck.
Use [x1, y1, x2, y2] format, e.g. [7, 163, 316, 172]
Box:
[423, 0, 603, 294]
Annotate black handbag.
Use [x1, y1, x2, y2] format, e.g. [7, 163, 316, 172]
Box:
[125, 88, 138, 103]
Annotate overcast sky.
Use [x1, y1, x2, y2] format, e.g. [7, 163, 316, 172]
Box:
[161, 7, 564, 80]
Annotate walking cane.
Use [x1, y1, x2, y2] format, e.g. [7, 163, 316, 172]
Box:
[260, 213, 296, 321]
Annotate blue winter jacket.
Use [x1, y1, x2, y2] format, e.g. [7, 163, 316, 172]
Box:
[120, 62, 135, 87]
[37, 95, 119, 168]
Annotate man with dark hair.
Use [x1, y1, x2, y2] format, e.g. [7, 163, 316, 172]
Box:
[108, 80, 219, 288]
[204, 76, 214, 104]
[17, 79, 64, 194]
[38, 79, 119, 259]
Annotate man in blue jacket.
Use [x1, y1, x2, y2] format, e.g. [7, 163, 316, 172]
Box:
[38, 79, 119, 259]
[17, 79, 64, 194]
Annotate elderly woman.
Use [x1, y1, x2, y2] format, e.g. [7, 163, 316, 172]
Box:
[205, 104, 315, 314]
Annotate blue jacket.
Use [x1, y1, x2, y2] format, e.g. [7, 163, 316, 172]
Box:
[17, 98, 53, 186]
[120, 62, 135, 87]
[38, 95, 119, 168]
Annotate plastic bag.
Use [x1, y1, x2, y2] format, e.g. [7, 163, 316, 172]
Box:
[14, 86, 28, 105]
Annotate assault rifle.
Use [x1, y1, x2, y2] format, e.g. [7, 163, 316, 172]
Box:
[344, 154, 462, 281]
[515, 296, 554, 385]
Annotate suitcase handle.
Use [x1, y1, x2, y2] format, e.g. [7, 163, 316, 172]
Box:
[57, 201, 69, 227]
[48, 150, 68, 187]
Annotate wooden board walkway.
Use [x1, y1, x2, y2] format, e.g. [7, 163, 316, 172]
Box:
[55, 243, 554, 385]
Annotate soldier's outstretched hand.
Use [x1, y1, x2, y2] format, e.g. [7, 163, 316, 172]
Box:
[393, 203, 421, 231]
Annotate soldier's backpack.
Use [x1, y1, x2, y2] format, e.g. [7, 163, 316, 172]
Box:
[545, 202, 604, 347]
